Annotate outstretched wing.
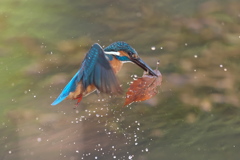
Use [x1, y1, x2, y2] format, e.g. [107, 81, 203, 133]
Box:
[51, 43, 121, 105]
[80, 43, 122, 94]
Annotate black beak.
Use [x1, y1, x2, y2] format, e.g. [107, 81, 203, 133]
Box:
[131, 58, 158, 77]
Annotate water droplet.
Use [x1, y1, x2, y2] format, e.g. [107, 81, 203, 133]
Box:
[37, 138, 42, 142]
[128, 155, 134, 159]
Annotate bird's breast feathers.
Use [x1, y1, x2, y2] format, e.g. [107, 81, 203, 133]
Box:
[109, 57, 123, 74]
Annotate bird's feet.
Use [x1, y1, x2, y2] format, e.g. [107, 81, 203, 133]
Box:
[73, 94, 83, 108]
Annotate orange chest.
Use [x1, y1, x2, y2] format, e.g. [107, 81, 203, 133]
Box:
[109, 57, 123, 74]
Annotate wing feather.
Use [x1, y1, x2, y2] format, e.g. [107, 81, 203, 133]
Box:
[82, 43, 122, 93]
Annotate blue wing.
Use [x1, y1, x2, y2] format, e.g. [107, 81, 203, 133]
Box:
[51, 43, 122, 105]
[80, 43, 122, 93]
[51, 70, 80, 105]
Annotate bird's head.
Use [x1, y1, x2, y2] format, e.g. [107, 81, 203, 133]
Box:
[104, 41, 158, 76]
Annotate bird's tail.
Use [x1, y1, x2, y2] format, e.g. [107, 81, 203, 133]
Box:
[51, 71, 80, 105]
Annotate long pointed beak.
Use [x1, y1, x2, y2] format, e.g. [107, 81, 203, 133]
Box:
[131, 58, 158, 77]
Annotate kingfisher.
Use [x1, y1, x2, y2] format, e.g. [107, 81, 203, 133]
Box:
[51, 41, 157, 105]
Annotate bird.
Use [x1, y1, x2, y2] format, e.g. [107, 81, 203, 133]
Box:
[51, 41, 157, 105]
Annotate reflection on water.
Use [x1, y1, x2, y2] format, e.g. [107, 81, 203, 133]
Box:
[1, 0, 240, 159]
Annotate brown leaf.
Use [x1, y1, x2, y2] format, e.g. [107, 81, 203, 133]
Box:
[124, 69, 162, 106]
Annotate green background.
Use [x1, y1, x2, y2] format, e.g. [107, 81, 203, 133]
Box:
[1, 0, 240, 159]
